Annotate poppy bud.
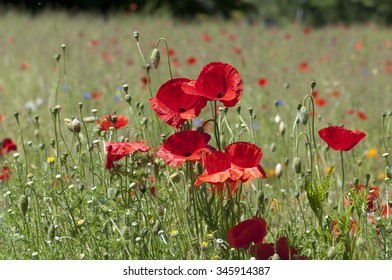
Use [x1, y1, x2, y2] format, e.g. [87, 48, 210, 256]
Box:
[356, 237, 366, 251]
[133, 31, 139, 40]
[386, 165, 392, 179]
[270, 143, 276, 152]
[48, 224, 56, 240]
[54, 54, 61, 62]
[19, 194, 28, 217]
[153, 220, 161, 234]
[299, 106, 309, 125]
[293, 157, 302, 174]
[124, 94, 132, 104]
[310, 80, 316, 89]
[275, 163, 283, 178]
[327, 246, 337, 259]
[271, 254, 281, 260]
[278, 121, 286, 136]
[150, 48, 160, 69]
[122, 84, 129, 94]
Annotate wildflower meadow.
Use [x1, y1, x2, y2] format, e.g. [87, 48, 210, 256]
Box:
[1, 9, 392, 262]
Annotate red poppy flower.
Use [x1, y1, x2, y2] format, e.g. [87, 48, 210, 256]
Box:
[299, 62, 310, 72]
[318, 126, 366, 151]
[182, 62, 243, 108]
[1, 138, 17, 155]
[157, 130, 211, 167]
[149, 78, 207, 128]
[227, 217, 267, 249]
[357, 111, 368, 120]
[258, 78, 268, 87]
[251, 237, 306, 260]
[90, 39, 100, 47]
[105, 141, 150, 169]
[225, 142, 267, 182]
[194, 151, 242, 194]
[315, 97, 327, 106]
[201, 33, 211, 42]
[91, 91, 103, 100]
[303, 26, 312, 34]
[0, 166, 10, 180]
[97, 115, 128, 131]
[186, 57, 197, 65]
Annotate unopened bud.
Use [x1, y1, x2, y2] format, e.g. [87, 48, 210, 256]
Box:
[48, 224, 56, 240]
[299, 106, 309, 125]
[293, 157, 302, 174]
[275, 163, 283, 178]
[19, 194, 28, 217]
[279, 121, 286, 136]
[150, 48, 160, 69]
[133, 31, 139, 40]
[310, 80, 316, 89]
[327, 246, 337, 260]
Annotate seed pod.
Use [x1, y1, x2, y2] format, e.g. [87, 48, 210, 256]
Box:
[293, 157, 302, 174]
[19, 194, 28, 217]
[150, 48, 160, 69]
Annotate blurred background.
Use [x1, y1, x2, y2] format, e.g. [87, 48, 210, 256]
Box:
[1, 0, 392, 26]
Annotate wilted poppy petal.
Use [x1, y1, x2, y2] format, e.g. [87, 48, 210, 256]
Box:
[105, 141, 150, 169]
[227, 217, 267, 249]
[318, 126, 366, 151]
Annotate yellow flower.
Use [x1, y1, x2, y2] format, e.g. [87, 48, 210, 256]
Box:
[366, 148, 377, 158]
[323, 166, 334, 174]
[47, 157, 55, 164]
[170, 229, 178, 237]
[201, 241, 209, 248]
[267, 169, 275, 177]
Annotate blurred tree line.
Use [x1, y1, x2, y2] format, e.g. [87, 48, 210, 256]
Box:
[1, 0, 392, 26]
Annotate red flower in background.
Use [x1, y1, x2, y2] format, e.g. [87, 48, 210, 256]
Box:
[1, 138, 17, 155]
[357, 111, 368, 120]
[315, 97, 327, 106]
[157, 130, 211, 167]
[0, 166, 10, 180]
[299, 62, 310, 72]
[186, 57, 197, 65]
[318, 126, 366, 151]
[201, 33, 211, 42]
[225, 142, 267, 182]
[257, 78, 268, 87]
[182, 62, 243, 108]
[97, 115, 128, 131]
[105, 141, 150, 169]
[227, 217, 267, 249]
[149, 78, 207, 128]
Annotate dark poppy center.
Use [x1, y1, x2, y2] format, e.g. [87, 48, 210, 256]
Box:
[178, 107, 186, 112]
[183, 152, 192, 157]
[217, 92, 223, 98]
